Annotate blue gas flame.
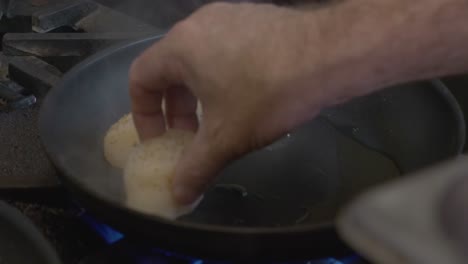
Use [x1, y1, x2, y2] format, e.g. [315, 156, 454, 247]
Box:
[80, 213, 360, 264]
[80, 213, 124, 244]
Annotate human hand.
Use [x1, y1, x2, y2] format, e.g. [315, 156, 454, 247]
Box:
[129, 2, 345, 204]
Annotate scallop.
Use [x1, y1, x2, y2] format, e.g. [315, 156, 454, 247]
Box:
[103, 113, 139, 168]
[123, 129, 202, 219]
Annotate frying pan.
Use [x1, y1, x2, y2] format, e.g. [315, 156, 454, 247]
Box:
[0, 201, 62, 264]
[39, 35, 465, 260]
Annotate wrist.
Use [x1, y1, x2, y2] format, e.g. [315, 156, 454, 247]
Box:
[297, 1, 401, 105]
[295, 0, 468, 107]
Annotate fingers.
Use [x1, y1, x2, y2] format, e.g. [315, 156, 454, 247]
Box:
[130, 86, 165, 141]
[129, 41, 181, 141]
[164, 85, 199, 132]
[172, 127, 232, 204]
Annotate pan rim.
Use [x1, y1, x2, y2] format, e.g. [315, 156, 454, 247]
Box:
[39, 34, 466, 237]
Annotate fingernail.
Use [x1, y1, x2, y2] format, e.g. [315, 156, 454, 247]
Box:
[173, 185, 198, 205]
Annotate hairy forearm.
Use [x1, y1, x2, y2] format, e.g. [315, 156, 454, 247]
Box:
[297, 0, 468, 104]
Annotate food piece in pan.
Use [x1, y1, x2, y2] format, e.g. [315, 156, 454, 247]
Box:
[104, 102, 202, 169]
[103, 113, 139, 168]
[124, 129, 202, 219]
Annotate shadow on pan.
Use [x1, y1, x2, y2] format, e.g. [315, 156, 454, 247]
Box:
[39, 35, 465, 260]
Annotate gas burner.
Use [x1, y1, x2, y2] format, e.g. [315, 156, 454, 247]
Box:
[77, 213, 369, 264]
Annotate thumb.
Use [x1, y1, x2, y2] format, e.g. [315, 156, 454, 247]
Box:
[172, 128, 234, 205]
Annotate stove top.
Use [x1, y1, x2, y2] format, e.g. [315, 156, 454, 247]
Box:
[0, 1, 466, 263]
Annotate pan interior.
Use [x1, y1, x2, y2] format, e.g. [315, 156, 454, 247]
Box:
[40, 37, 463, 229]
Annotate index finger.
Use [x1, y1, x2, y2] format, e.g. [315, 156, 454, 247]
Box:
[129, 41, 181, 141]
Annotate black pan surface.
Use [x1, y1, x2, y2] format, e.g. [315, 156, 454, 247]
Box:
[39, 35, 465, 260]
